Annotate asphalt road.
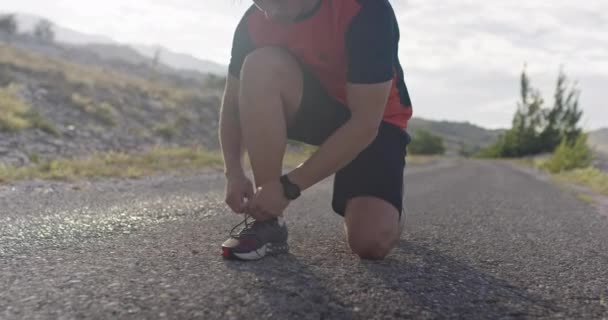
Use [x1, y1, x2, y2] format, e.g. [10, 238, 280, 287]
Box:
[1, 160, 607, 319]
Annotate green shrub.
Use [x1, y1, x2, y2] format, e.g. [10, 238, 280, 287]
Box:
[458, 143, 481, 158]
[408, 130, 445, 155]
[542, 134, 593, 173]
[25, 109, 60, 136]
[154, 123, 178, 140]
[0, 84, 32, 131]
[0, 64, 13, 87]
[71, 94, 117, 126]
[94, 102, 118, 126]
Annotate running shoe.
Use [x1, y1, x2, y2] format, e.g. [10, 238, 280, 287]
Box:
[221, 215, 289, 261]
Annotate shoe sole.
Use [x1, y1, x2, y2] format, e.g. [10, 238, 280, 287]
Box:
[222, 242, 289, 261]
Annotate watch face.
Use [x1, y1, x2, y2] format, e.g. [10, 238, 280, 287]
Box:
[286, 184, 300, 199]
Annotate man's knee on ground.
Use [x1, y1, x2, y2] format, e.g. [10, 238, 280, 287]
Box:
[348, 232, 395, 260]
[345, 197, 401, 260]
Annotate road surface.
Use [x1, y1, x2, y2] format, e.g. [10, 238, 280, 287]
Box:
[1, 160, 607, 319]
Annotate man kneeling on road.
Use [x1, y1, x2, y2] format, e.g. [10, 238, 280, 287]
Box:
[219, 0, 413, 261]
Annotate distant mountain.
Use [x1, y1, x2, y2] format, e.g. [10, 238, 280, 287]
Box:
[14, 13, 115, 45]
[12, 13, 226, 75]
[408, 118, 504, 156]
[590, 128, 608, 153]
[133, 45, 226, 75]
[77, 43, 153, 66]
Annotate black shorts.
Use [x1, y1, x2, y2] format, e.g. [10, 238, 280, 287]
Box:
[286, 63, 411, 218]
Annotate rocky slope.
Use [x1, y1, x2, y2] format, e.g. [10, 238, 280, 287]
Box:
[0, 37, 224, 167]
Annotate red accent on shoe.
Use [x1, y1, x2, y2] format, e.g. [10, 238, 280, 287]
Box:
[222, 247, 231, 258]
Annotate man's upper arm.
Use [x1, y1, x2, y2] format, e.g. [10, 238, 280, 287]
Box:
[345, 0, 397, 124]
[222, 74, 240, 109]
[228, 6, 256, 78]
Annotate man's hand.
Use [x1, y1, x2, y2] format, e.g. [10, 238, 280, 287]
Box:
[245, 180, 290, 221]
[224, 173, 255, 214]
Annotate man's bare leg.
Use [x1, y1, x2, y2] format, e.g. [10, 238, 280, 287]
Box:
[221, 47, 305, 260]
[238, 47, 304, 188]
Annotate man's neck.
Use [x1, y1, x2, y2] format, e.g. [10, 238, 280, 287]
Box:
[302, 0, 321, 13]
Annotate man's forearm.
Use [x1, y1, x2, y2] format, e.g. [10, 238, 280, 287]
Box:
[219, 102, 245, 177]
[287, 119, 377, 191]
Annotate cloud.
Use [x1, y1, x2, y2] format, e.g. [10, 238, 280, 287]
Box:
[2, 0, 606, 129]
[396, 0, 608, 129]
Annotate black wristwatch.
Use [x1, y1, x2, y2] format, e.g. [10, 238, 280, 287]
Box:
[280, 174, 301, 200]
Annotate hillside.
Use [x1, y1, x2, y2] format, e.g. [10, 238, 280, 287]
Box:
[133, 45, 227, 75]
[0, 39, 224, 167]
[0, 26, 508, 167]
[590, 128, 608, 153]
[407, 118, 503, 156]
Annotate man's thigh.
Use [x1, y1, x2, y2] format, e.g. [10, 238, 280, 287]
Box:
[285, 61, 350, 146]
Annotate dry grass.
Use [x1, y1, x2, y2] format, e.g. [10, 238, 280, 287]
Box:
[515, 155, 608, 196]
[0, 146, 224, 183]
[0, 146, 320, 183]
[407, 155, 439, 166]
[576, 192, 596, 205]
[555, 168, 608, 196]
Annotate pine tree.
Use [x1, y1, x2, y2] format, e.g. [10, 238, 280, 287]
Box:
[0, 14, 17, 35]
[540, 67, 582, 149]
[477, 66, 585, 158]
[508, 66, 544, 156]
[34, 19, 55, 42]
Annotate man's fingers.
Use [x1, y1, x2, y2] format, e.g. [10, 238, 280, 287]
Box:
[245, 202, 265, 221]
[248, 206, 272, 221]
[226, 194, 246, 214]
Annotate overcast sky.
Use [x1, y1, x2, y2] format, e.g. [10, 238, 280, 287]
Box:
[2, 0, 607, 130]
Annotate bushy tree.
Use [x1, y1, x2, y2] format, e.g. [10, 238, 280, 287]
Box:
[478, 66, 583, 158]
[0, 14, 17, 35]
[34, 19, 55, 42]
[508, 68, 545, 156]
[539, 68, 582, 151]
[458, 142, 481, 157]
[408, 130, 445, 155]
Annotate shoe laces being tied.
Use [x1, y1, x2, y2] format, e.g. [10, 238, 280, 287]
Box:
[228, 214, 272, 258]
[229, 214, 277, 238]
[229, 213, 255, 239]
